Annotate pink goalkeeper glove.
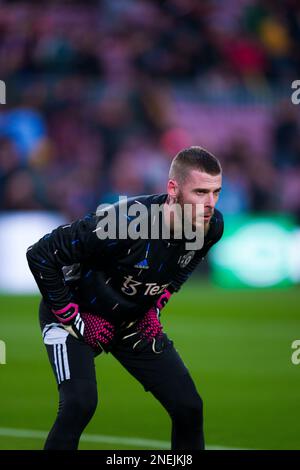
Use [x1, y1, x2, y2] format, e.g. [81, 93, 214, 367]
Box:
[52, 303, 115, 353]
[121, 307, 167, 354]
[120, 289, 172, 354]
[156, 288, 172, 312]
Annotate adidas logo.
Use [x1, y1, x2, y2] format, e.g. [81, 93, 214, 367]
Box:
[134, 259, 149, 269]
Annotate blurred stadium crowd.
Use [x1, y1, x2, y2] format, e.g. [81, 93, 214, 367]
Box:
[0, 0, 300, 221]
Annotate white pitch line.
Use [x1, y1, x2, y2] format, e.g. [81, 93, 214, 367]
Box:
[0, 427, 247, 450]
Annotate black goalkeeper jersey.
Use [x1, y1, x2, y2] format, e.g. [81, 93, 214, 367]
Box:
[27, 193, 224, 326]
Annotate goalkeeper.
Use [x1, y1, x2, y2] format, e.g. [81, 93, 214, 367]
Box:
[26, 146, 224, 450]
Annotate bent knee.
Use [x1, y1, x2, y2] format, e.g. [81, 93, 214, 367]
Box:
[167, 377, 204, 424]
[176, 394, 203, 422]
[60, 379, 98, 418]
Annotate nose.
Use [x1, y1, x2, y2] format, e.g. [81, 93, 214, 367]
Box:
[205, 192, 215, 209]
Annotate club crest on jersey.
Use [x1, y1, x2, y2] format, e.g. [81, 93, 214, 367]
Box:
[178, 251, 195, 268]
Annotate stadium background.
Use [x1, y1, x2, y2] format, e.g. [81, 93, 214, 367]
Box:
[0, 0, 299, 450]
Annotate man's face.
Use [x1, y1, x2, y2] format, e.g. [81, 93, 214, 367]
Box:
[168, 169, 222, 234]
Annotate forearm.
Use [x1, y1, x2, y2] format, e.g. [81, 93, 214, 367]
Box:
[156, 288, 173, 312]
[26, 215, 101, 309]
[26, 242, 74, 310]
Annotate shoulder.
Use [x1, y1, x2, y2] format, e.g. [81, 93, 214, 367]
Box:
[108, 193, 166, 220]
[126, 193, 167, 209]
[87, 194, 164, 241]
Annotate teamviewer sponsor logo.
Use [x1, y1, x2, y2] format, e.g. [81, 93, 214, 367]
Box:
[95, 196, 205, 250]
[0, 340, 6, 365]
[0, 80, 6, 104]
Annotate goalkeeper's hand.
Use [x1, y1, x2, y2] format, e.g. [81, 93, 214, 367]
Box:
[52, 303, 115, 353]
[121, 307, 168, 354]
[156, 288, 172, 313]
[120, 288, 172, 354]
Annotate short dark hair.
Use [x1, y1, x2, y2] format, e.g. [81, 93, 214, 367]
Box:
[169, 146, 222, 183]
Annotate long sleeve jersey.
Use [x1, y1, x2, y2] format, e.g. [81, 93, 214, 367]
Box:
[27, 193, 224, 326]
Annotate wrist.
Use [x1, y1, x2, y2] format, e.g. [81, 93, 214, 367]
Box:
[52, 303, 79, 324]
[156, 289, 172, 311]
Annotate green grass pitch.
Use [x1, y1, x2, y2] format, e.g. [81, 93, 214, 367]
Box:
[0, 281, 299, 450]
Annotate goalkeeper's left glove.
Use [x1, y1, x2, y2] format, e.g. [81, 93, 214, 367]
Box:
[120, 288, 172, 353]
[121, 306, 167, 354]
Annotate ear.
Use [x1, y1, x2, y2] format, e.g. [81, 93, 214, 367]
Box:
[167, 179, 179, 201]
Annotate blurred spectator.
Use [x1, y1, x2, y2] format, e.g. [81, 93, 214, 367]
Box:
[279, 167, 300, 221]
[272, 102, 300, 169]
[0, 136, 21, 206]
[0, 106, 47, 162]
[2, 168, 45, 211]
[0, 0, 299, 220]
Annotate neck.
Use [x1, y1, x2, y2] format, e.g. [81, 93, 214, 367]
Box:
[163, 195, 211, 239]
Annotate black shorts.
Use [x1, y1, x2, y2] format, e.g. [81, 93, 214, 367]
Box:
[39, 299, 191, 392]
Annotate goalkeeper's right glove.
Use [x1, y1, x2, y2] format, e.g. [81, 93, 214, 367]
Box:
[52, 303, 115, 353]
